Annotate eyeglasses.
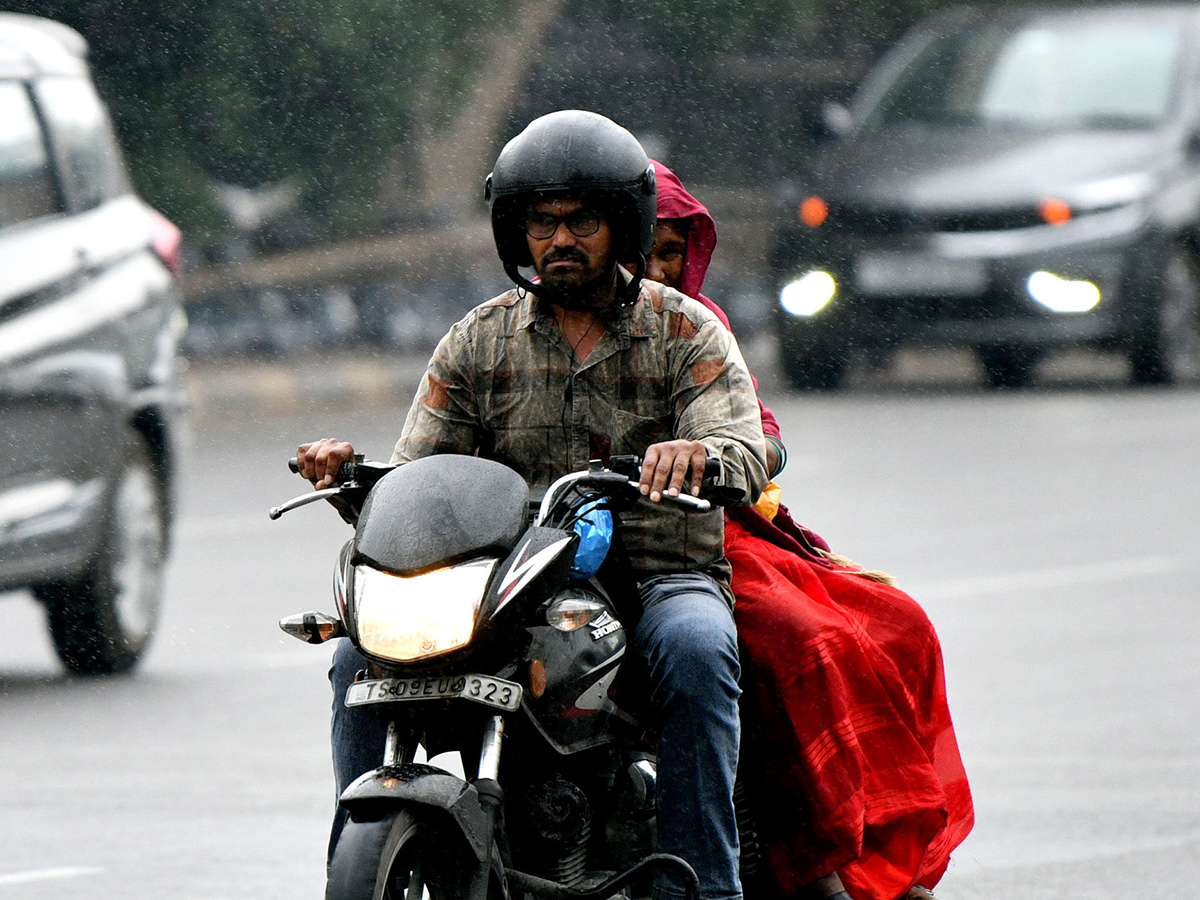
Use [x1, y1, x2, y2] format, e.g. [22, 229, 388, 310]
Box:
[524, 209, 602, 240]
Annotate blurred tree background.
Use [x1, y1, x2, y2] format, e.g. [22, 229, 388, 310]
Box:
[3, 0, 986, 254]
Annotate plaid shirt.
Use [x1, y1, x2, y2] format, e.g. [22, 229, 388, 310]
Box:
[391, 279, 768, 590]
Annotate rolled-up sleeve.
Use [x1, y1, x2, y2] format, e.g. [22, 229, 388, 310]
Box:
[671, 319, 769, 504]
[391, 321, 482, 464]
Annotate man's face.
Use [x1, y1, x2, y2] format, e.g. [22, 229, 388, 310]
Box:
[645, 219, 687, 290]
[525, 196, 616, 303]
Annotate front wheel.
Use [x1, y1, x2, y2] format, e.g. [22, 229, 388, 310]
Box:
[327, 809, 506, 900]
[36, 436, 166, 675]
[1129, 246, 1200, 385]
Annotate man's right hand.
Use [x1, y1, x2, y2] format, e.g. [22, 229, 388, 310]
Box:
[297, 439, 356, 490]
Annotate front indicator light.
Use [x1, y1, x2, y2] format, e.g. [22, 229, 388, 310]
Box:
[547, 595, 606, 632]
[354, 558, 495, 662]
[780, 271, 837, 317]
[1026, 271, 1101, 313]
[279, 610, 345, 644]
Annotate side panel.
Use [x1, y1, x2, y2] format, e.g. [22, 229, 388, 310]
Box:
[0, 205, 179, 589]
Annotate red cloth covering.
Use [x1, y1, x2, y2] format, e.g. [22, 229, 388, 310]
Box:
[652, 160, 973, 897]
[727, 513, 974, 900]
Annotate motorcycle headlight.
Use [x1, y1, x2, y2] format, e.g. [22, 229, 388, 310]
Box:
[353, 558, 496, 662]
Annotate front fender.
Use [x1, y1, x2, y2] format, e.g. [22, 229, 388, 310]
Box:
[340, 762, 493, 862]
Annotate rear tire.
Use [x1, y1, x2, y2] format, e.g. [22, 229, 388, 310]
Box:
[1129, 246, 1200, 385]
[327, 809, 506, 900]
[36, 436, 165, 675]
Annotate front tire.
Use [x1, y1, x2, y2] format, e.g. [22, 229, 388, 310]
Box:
[1130, 246, 1200, 385]
[36, 436, 166, 675]
[327, 809, 505, 900]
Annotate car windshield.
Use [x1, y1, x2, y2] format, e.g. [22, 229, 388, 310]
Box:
[864, 14, 1185, 131]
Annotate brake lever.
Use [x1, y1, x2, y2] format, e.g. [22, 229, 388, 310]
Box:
[273, 454, 378, 521]
[623, 480, 712, 513]
[269, 488, 346, 520]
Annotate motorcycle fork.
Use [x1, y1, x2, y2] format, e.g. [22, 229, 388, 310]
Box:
[383, 720, 417, 766]
[469, 714, 506, 900]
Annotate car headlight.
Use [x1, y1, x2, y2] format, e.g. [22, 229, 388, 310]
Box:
[780, 270, 837, 317]
[1026, 271, 1101, 313]
[353, 558, 496, 662]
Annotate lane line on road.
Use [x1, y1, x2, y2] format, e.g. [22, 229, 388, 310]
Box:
[0, 867, 103, 887]
[909, 555, 1180, 601]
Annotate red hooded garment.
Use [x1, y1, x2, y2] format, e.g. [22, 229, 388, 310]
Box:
[652, 160, 781, 445]
[651, 161, 974, 900]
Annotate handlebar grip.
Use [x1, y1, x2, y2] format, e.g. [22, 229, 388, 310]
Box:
[288, 457, 354, 484]
[668, 493, 712, 512]
[704, 455, 722, 481]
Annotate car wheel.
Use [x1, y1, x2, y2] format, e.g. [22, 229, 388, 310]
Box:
[979, 346, 1039, 389]
[780, 337, 847, 391]
[1129, 246, 1200, 385]
[37, 437, 166, 675]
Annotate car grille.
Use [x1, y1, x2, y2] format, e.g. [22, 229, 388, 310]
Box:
[864, 289, 1032, 323]
[833, 204, 1044, 235]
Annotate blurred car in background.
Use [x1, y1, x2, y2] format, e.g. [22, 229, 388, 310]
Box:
[771, 3, 1200, 389]
[0, 13, 185, 673]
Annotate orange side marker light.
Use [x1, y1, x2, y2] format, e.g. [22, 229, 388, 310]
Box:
[799, 196, 829, 229]
[1039, 197, 1072, 226]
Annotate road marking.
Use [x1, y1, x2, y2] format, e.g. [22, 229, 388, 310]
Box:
[910, 555, 1180, 601]
[0, 867, 102, 887]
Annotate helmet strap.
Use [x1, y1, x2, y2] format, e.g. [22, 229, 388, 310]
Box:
[621, 254, 646, 307]
[504, 261, 542, 299]
[506, 259, 644, 312]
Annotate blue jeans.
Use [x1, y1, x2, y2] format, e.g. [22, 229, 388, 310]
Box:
[328, 571, 742, 900]
[327, 637, 388, 863]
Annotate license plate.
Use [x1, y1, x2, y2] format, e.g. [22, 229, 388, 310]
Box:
[345, 674, 523, 712]
[855, 252, 987, 297]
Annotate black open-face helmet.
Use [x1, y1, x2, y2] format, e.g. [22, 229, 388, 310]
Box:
[485, 110, 656, 303]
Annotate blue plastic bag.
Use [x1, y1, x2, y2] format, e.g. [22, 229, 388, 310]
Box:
[570, 500, 613, 580]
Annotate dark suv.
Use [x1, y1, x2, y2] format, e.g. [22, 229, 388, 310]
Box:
[0, 14, 185, 673]
[771, 4, 1200, 389]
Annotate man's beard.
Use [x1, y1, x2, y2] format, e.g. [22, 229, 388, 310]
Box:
[535, 248, 617, 310]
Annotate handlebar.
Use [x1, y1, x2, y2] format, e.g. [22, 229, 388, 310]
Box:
[287, 456, 358, 485]
[271, 455, 393, 521]
[274, 454, 737, 524]
[535, 457, 734, 527]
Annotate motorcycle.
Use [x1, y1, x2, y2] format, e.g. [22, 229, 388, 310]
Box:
[270, 452, 763, 900]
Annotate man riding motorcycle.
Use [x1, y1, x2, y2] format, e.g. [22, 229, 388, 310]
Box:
[298, 109, 768, 900]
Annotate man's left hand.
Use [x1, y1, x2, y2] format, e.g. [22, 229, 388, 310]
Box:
[639, 440, 709, 502]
